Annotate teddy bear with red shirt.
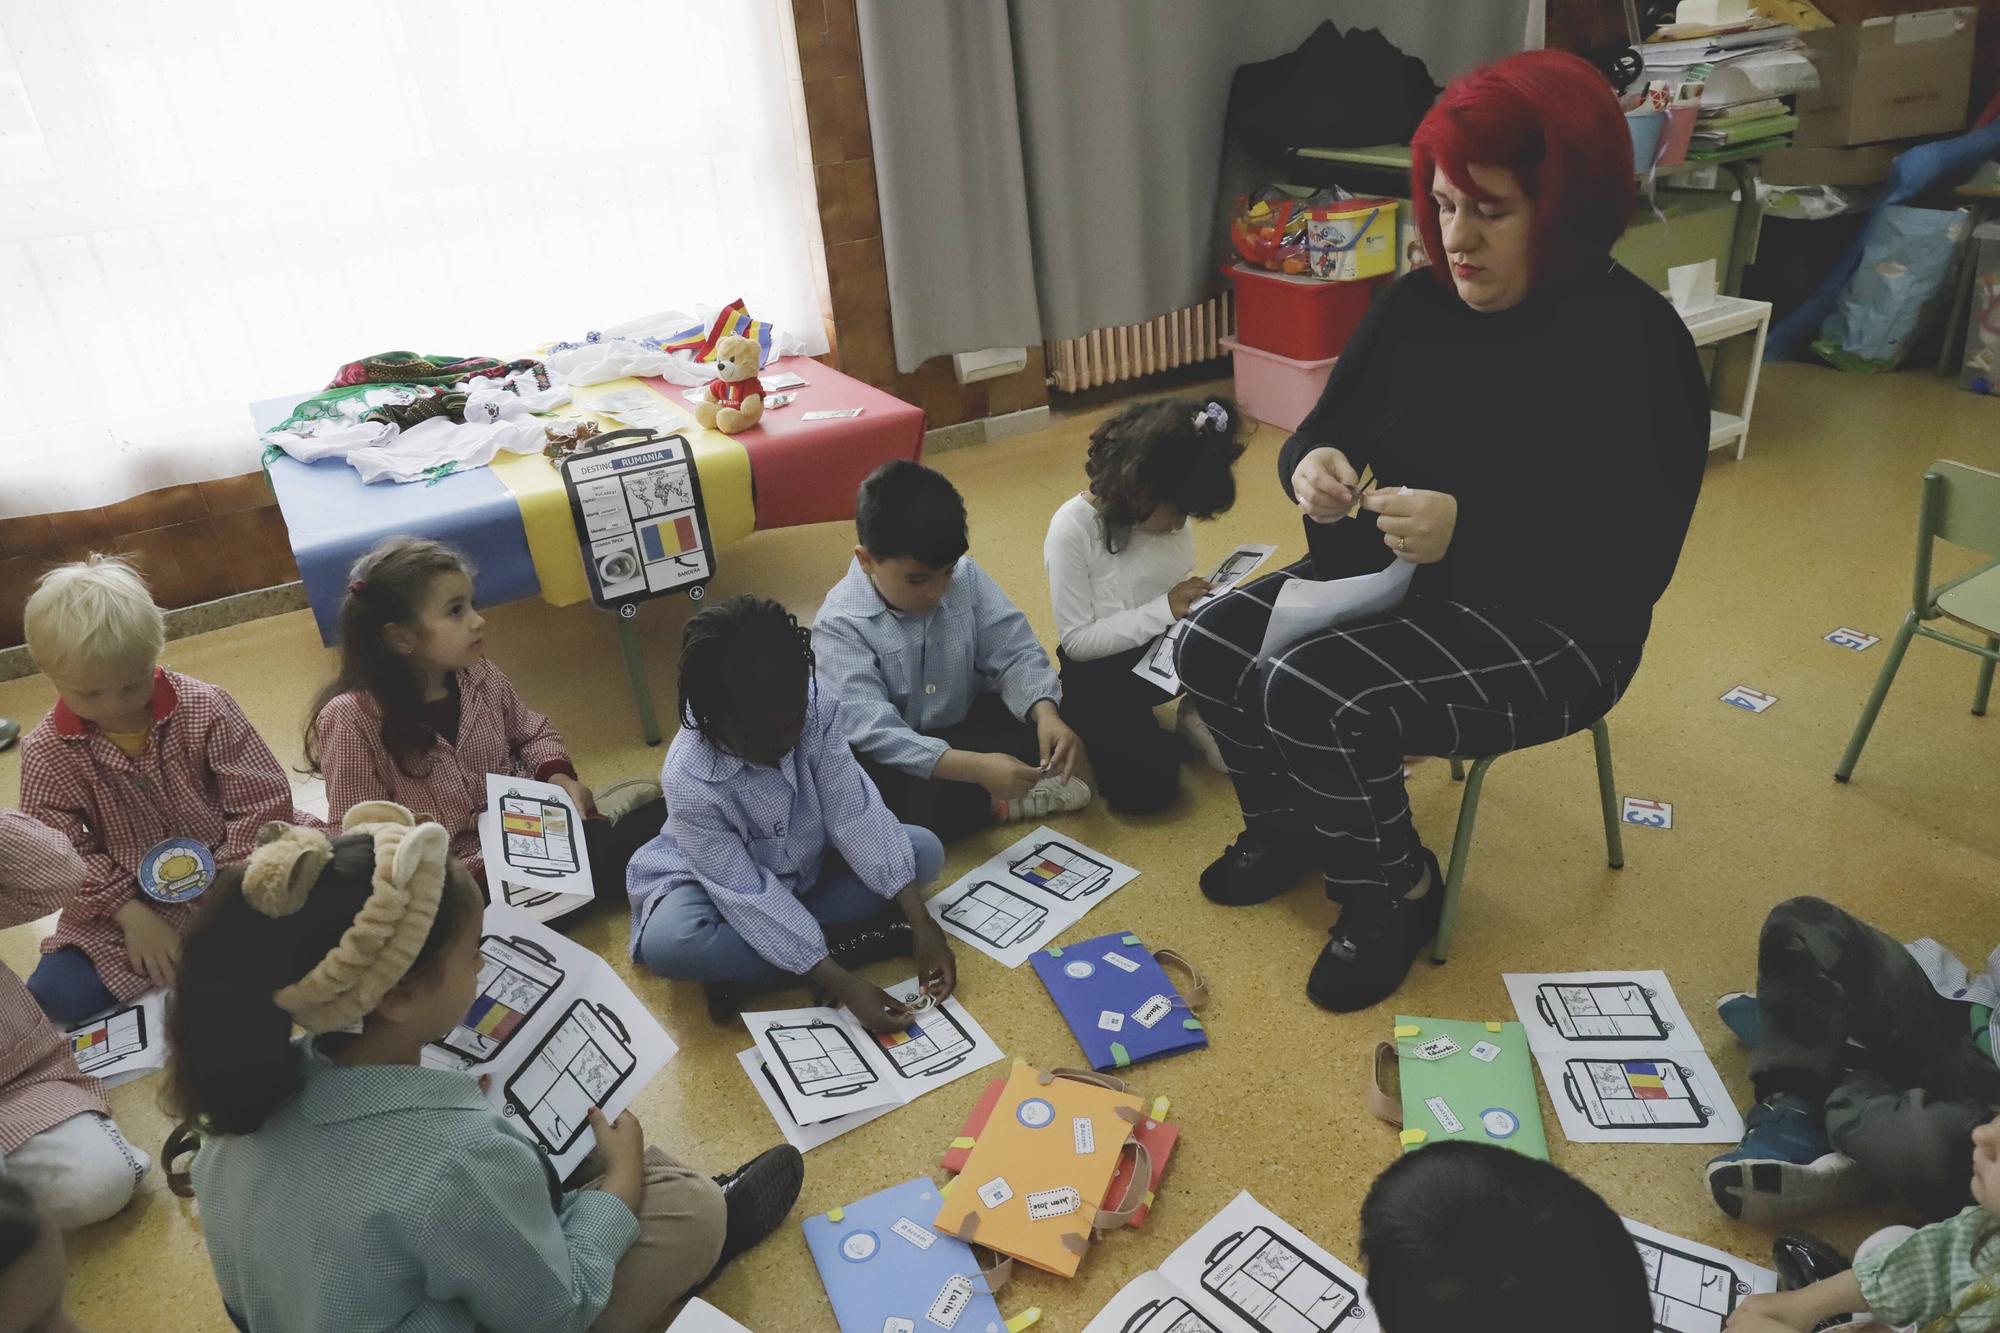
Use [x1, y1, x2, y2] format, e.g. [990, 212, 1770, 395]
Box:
[694, 334, 765, 434]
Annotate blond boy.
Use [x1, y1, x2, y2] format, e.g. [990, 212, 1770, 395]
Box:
[17, 555, 302, 1022]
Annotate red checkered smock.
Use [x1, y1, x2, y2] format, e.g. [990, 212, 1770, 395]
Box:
[312, 659, 574, 877]
[0, 809, 106, 1152]
[17, 669, 305, 1003]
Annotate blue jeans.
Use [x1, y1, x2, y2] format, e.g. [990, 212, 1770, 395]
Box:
[27, 948, 120, 1025]
[637, 825, 945, 986]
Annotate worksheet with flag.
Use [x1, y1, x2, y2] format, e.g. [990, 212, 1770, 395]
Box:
[1503, 970, 1743, 1145]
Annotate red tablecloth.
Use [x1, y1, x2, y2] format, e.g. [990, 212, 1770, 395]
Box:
[642, 357, 924, 531]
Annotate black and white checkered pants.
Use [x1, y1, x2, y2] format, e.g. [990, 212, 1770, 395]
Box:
[1174, 558, 1634, 898]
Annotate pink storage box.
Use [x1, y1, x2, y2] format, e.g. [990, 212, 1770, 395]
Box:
[1221, 335, 1335, 431]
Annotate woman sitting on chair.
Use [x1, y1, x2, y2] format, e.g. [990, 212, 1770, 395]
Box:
[1176, 49, 1709, 1012]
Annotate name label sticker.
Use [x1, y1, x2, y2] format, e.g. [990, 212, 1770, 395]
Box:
[891, 1216, 936, 1250]
[1133, 995, 1173, 1029]
[1102, 951, 1141, 973]
[1026, 1186, 1083, 1221]
[1412, 1035, 1461, 1061]
[1073, 1116, 1096, 1155]
[1426, 1096, 1464, 1133]
[927, 1275, 974, 1329]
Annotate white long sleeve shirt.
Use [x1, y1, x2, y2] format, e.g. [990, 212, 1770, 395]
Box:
[1043, 493, 1196, 661]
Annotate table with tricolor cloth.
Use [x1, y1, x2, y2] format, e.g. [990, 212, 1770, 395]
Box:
[259, 358, 924, 742]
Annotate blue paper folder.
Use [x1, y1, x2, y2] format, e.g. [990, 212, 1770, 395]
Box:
[803, 1178, 1003, 1333]
[1028, 930, 1208, 1071]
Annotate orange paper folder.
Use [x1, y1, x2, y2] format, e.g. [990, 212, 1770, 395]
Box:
[942, 1075, 1179, 1228]
[932, 1061, 1142, 1277]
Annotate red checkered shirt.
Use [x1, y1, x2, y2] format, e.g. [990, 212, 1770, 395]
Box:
[313, 658, 574, 877]
[0, 809, 106, 1151]
[18, 670, 305, 1003]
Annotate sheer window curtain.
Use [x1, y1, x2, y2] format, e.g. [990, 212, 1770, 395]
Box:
[0, 0, 827, 519]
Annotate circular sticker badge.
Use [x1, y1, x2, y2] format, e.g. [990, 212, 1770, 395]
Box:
[1480, 1108, 1520, 1140]
[1062, 959, 1096, 980]
[839, 1230, 878, 1262]
[1016, 1097, 1056, 1129]
[139, 837, 216, 904]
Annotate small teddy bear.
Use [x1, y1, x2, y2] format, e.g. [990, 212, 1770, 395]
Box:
[695, 333, 765, 434]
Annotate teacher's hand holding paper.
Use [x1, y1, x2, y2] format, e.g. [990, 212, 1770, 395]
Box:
[1291, 446, 1359, 522]
[1364, 486, 1458, 564]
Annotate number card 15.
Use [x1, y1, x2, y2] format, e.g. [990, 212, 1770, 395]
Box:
[1825, 627, 1880, 651]
[1621, 797, 1673, 829]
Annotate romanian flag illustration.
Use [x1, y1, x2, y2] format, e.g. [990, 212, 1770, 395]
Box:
[641, 515, 700, 561]
[71, 1026, 107, 1055]
[466, 995, 525, 1044]
[1623, 1062, 1670, 1099]
[690, 299, 776, 366]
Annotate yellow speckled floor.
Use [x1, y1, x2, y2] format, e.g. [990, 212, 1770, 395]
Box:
[5, 361, 2000, 1332]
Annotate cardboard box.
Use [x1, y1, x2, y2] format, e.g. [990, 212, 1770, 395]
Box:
[1811, 0, 1990, 22]
[1759, 143, 1901, 183]
[1795, 7, 1977, 146]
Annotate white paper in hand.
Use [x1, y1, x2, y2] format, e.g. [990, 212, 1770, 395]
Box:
[1259, 558, 1416, 660]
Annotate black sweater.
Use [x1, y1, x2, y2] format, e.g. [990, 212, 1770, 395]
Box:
[1277, 261, 1709, 653]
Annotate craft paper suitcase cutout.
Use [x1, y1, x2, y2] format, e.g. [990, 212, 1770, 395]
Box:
[1389, 1015, 1548, 1161]
[805, 1177, 1007, 1333]
[942, 1075, 1180, 1228]
[1029, 932, 1208, 1071]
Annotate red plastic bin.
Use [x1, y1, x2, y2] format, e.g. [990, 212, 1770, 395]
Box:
[1226, 263, 1381, 362]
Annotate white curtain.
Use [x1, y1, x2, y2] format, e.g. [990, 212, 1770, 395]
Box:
[0, 0, 827, 519]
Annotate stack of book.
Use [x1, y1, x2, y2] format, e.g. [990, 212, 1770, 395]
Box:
[1688, 96, 1800, 159]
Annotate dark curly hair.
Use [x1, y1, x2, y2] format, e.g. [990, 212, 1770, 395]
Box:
[1084, 395, 1247, 554]
[678, 595, 815, 758]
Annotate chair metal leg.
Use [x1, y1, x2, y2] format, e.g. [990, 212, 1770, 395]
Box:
[1835, 612, 1919, 781]
[615, 612, 664, 746]
[1590, 718, 1624, 870]
[1449, 756, 1465, 782]
[1432, 756, 1493, 964]
[1974, 637, 1998, 717]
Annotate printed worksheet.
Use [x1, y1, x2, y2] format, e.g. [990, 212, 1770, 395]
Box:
[63, 991, 169, 1089]
[423, 903, 677, 1177]
[1133, 543, 1280, 694]
[740, 977, 1002, 1129]
[927, 826, 1142, 967]
[476, 774, 594, 923]
[1505, 970, 1742, 1144]
[733, 1046, 899, 1152]
[1624, 1218, 1776, 1333]
[1084, 1190, 1380, 1333]
[1258, 558, 1415, 661]
[664, 1298, 753, 1333]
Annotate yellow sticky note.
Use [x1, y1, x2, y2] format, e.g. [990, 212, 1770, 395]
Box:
[827, 1206, 844, 1222]
[1150, 1095, 1172, 1122]
[1485, 1021, 1503, 1032]
[1399, 1128, 1428, 1146]
[1393, 1024, 1421, 1038]
[1006, 1309, 1043, 1332]
[950, 1137, 977, 1149]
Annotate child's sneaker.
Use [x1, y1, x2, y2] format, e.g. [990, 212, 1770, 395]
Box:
[708, 1145, 805, 1275]
[1002, 775, 1092, 821]
[594, 778, 662, 825]
[1177, 699, 1226, 772]
[1706, 1095, 1867, 1223]
[1717, 991, 1762, 1048]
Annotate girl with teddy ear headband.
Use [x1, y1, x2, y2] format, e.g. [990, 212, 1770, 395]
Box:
[163, 802, 800, 1333]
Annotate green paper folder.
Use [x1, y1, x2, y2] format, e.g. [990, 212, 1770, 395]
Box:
[1393, 1015, 1548, 1161]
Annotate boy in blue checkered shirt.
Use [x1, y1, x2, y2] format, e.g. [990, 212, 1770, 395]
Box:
[812, 460, 1091, 841]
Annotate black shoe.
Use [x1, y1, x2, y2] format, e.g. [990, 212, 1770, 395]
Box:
[710, 1146, 805, 1273]
[1305, 847, 1443, 1012]
[1199, 831, 1310, 906]
[823, 912, 915, 969]
[705, 982, 751, 1027]
[1773, 1229, 1852, 1291]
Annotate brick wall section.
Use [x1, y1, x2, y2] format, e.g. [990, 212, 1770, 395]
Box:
[788, 0, 1049, 428]
[0, 474, 299, 650]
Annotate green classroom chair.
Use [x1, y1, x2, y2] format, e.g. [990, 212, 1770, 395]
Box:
[1432, 717, 1624, 963]
[1835, 459, 2000, 783]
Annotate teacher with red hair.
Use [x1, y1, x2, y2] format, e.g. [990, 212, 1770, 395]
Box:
[1176, 50, 1708, 1011]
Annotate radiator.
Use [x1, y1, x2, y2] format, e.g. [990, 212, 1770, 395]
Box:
[1044, 292, 1235, 394]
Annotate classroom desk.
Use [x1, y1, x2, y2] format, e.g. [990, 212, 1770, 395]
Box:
[1288, 142, 1767, 296]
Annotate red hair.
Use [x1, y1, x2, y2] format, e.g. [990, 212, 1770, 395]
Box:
[1409, 49, 1633, 291]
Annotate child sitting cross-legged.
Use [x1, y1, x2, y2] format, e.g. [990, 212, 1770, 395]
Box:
[1360, 1140, 1654, 1333]
[813, 460, 1090, 840]
[171, 804, 802, 1333]
[18, 555, 306, 1024]
[629, 596, 955, 1027]
[306, 536, 665, 915]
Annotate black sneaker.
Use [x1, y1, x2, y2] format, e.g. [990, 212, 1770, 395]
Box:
[705, 982, 751, 1027]
[1772, 1229, 1851, 1291]
[1305, 847, 1443, 1012]
[710, 1146, 805, 1273]
[1199, 831, 1310, 906]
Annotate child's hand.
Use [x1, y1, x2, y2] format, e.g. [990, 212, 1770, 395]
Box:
[1168, 577, 1213, 619]
[823, 968, 916, 1033]
[1726, 1290, 1845, 1331]
[551, 773, 595, 817]
[913, 918, 957, 1004]
[1033, 704, 1082, 783]
[1293, 446, 1359, 523]
[584, 1107, 645, 1212]
[976, 752, 1043, 801]
[114, 900, 181, 988]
